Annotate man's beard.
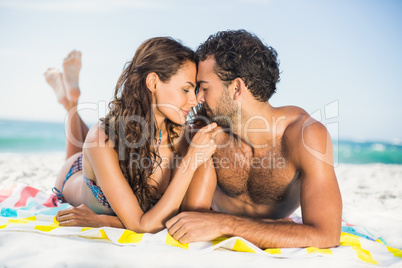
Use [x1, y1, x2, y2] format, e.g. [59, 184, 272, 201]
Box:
[209, 88, 238, 129]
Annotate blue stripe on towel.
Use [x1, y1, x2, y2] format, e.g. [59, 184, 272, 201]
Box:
[1, 208, 17, 217]
[20, 201, 39, 211]
[342, 226, 375, 241]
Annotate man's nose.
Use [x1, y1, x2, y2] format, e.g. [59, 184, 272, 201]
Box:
[196, 90, 205, 104]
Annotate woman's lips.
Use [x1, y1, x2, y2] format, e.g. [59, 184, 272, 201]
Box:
[181, 110, 189, 116]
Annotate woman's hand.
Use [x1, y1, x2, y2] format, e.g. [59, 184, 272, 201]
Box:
[56, 204, 104, 227]
[186, 122, 218, 169]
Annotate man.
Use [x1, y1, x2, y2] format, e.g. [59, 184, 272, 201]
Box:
[166, 29, 342, 249]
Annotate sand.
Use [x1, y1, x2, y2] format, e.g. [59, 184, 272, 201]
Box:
[1, 152, 401, 267]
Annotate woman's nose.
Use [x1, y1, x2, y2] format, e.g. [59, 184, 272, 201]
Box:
[188, 92, 198, 107]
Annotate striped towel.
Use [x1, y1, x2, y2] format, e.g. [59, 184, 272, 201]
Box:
[1, 183, 401, 266]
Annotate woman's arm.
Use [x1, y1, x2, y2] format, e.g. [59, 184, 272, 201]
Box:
[174, 124, 217, 212]
[56, 158, 214, 229]
[56, 161, 216, 229]
[56, 204, 125, 228]
[181, 157, 217, 212]
[57, 123, 217, 233]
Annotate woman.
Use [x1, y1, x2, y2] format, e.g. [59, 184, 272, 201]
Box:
[44, 37, 217, 233]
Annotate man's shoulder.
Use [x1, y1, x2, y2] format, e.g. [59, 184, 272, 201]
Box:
[277, 105, 324, 134]
[277, 105, 308, 115]
[277, 105, 309, 136]
[280, 106, 333, 167]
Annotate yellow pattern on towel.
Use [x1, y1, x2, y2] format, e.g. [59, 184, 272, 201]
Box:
[2, 215, 401, 266]
[0, 182, 401, 267]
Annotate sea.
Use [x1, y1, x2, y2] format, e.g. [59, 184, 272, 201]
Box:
[0, 119, 401, 164]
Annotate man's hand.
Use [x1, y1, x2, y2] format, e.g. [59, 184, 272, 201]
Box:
[166, 211, 227, 244]
[56, 204, 102, 227]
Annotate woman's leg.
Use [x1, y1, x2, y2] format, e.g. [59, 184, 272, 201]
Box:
[64, 103, 84, 159]
[44, 51, 93, 207]
[64, 101, 89, 159]
[44, 50, 86, 160]
[43, 68, 69, 108]
[63, 50, 81, 102]
[79, 113, 89, 141]
[62, 50, 86, 159]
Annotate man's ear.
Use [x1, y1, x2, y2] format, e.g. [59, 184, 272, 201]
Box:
[146, 72, 159, 93]
[232, 78, 246, 101]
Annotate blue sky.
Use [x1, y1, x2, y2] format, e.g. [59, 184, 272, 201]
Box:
[0, 0, 401, 142]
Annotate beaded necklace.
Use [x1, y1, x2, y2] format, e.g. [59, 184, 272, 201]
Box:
[151, 129, 163, 173]
[157, 129, 162, 149]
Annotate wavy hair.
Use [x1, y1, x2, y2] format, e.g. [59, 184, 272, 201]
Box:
[100, 37, 196, 212]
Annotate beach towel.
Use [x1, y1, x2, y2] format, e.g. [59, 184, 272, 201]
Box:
[1, 183, 401, 267]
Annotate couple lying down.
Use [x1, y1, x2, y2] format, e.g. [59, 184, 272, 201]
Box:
[44, 29, 342, 249]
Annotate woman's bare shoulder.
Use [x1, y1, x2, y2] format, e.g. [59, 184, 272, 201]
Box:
[84, 121, 114, 149]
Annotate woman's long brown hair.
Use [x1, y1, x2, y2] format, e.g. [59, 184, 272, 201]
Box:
[100, 37, 196, 212]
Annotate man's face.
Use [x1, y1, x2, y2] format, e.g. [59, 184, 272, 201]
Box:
[197, 57, 237, 128]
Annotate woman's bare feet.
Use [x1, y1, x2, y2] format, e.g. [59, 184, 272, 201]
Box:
[63, 50, 81, 102]
[44, 68, 69, 107]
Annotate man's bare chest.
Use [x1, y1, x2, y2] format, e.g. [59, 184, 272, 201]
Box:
[212, 136, 299, 205]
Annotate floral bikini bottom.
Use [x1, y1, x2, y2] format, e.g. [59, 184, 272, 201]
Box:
[52, 154, 112, 209]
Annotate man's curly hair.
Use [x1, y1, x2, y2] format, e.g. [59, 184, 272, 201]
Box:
[196, 29, 280, 102]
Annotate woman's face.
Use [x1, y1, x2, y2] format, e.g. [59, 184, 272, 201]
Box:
[153, 60, 197, 125]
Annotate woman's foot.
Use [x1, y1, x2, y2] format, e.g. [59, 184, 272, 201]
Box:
[44, 68, 69, 107]
[63, 50, 81, 102]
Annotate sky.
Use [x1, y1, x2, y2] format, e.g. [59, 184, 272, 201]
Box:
[0, 0, 401, 143]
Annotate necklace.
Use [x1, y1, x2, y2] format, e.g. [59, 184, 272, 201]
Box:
[156, 129, 162, 150]
[149, 129, 163, 175]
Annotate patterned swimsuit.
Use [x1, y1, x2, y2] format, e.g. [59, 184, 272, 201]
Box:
[52, 154, 111, 209]
[52, 129, 162, 209]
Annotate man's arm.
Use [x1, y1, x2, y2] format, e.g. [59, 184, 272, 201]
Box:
[166, 120, 342, 248]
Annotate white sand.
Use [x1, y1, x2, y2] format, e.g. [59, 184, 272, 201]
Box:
[0, 152, 64, 193]
[1, 153, 402, 267]
[336, 164, 402, 249]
